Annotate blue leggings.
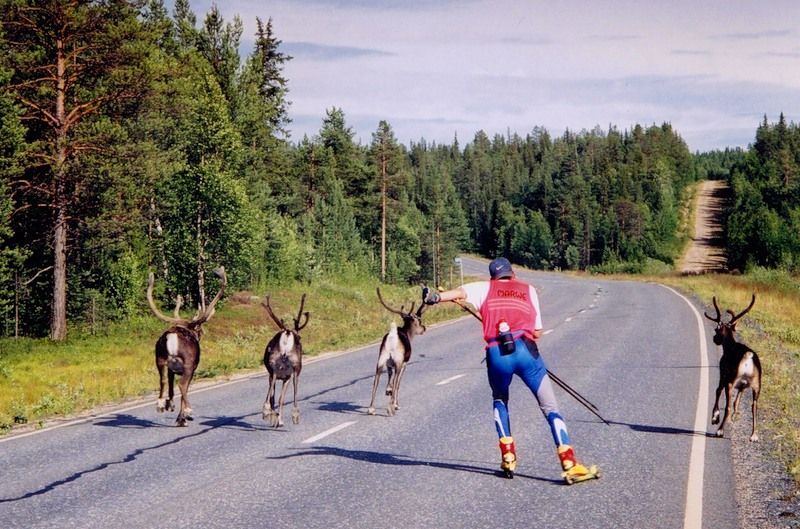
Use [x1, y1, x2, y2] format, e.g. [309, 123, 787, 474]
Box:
[486, 338, 570, 447]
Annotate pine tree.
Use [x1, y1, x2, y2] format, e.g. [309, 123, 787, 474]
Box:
[0, 0, 157, 340]
[369, 121, 405, 281]
[0, 53, 25, 335]
[149, 51, 259, 304]
[319, 108, 370, 231]
[198, 5, 242, 113]
[251, 17, 292, 135]
[234, 17, 293, 214]
[172, 0, 198, 50]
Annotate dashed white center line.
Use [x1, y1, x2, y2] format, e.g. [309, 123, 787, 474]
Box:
[564, 317, 573, 322]
[302, 421, 357, 444]
[436, 374, 466, 386]
[543, 329, 554, 335]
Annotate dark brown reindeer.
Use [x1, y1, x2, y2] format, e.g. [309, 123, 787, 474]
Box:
[262, 294, 309, 427]
[146, 267, 227, 426]
[367, 288, 427, 416]
[704, 294, 762, 442]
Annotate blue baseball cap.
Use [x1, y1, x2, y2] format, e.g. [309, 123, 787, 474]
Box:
[489, 257, 513, 279]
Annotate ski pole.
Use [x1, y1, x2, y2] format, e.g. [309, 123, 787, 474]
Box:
[546, 371, 609, 424]
[447, 297, 609, 424]
[545, 368, 600, 412]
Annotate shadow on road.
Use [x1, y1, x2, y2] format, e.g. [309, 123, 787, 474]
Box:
[0, 412, 274, 504]
[598, 419, 717, 438]
[267, 445, 564, 485]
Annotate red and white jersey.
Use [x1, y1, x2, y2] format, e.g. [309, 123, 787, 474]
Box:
[461, 278, 542, 343]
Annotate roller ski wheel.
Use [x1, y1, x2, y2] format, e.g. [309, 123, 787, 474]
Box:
[500, 460, 516, 479]
[562, 464, 600, 485]
[498, 436, 517, 479]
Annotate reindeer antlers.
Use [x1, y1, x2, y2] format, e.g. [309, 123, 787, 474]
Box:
[262, 294, 309, 332]
[704, 296, 722, 323]
[293, 294, 310, 331]
[376, 287, 405, 316]
[704, 293, 756, 324]
[147, 267, 226, 326]
[728, 293, 756, 324]
[147, 272, 185, 325]
[376, 287, 426, 317]
[193, 267, 227, 325]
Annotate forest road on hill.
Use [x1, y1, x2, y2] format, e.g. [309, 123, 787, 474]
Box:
[680, 179, 729, 274]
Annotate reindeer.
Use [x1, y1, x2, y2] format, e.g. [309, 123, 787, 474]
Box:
[704, 294, 762, 441]
[146, 267, 227, 426]
[367, 288, 427, 416]
[262, 294, 309, 427]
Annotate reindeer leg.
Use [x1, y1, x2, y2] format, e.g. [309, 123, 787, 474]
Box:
[750, 386, 760, 443]
[167, 369, 176, 412]
[716, 383, 733, 437]
[385, 363, 394, 396]
[291, 372, 300, 425]
[367, 365, 384, 415]
[176, 372, 192, 426]
[156, 363, 168, 412]
[731, 386, 743, 422]
[710, 382, 723, 424]
[263, 374, 278, 423]
[276, 379, 291, 428]
[386, 367, 398, 417]
[392, 363, 407, 411]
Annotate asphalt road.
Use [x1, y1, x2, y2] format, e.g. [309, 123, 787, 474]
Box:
[0, 257, 737, 529]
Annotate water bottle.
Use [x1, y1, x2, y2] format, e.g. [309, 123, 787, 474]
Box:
[498, 320, 516, 354]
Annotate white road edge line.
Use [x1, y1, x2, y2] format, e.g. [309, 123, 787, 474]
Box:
[0, 321, 466, 444]
[660, 284, 710, 529]
[302, 421, 357, 444]
[436, 374, 466, 386]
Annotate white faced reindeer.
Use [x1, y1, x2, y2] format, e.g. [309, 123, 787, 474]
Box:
[704, 294, 762, 442]
[262, 294, 309, 427]
[146, 267, 227, 426]
[367, 288, 427, 416]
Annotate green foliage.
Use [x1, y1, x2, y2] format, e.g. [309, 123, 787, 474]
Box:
[0, 0, 160, 339]
[0, 56, 25, 332]
[449, 124, 694, 271]
[306, 173, 371, 276]
[1, 1, 791, 339]
[260, 214, 304, 286]
[727, 114, 800, 271]
[509, 210, 553, 269]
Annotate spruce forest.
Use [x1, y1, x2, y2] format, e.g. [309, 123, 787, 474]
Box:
[1, 1, 798, 340]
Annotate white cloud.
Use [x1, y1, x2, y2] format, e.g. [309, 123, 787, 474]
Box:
[176, 0, 800, 151]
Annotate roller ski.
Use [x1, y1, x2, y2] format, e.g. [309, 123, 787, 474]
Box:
[499, 436, 517, 479]
[558, 444, 600, 485]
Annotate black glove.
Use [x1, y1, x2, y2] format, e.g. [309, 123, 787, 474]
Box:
[422, 286, 441, 305]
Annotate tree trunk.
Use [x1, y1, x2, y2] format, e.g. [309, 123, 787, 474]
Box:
[50, 187, 68, 341]
[49, 36, 68, 341]
[380, 155, 387, 281]
[196, 210, 206, 312]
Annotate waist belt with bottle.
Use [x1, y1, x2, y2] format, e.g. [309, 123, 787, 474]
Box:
[486, 329, 525, 353]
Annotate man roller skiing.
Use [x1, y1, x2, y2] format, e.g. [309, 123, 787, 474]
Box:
[423, 257, 599, 483]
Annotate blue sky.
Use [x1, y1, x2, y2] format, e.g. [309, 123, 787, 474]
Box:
[181, 0, 800, 152]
